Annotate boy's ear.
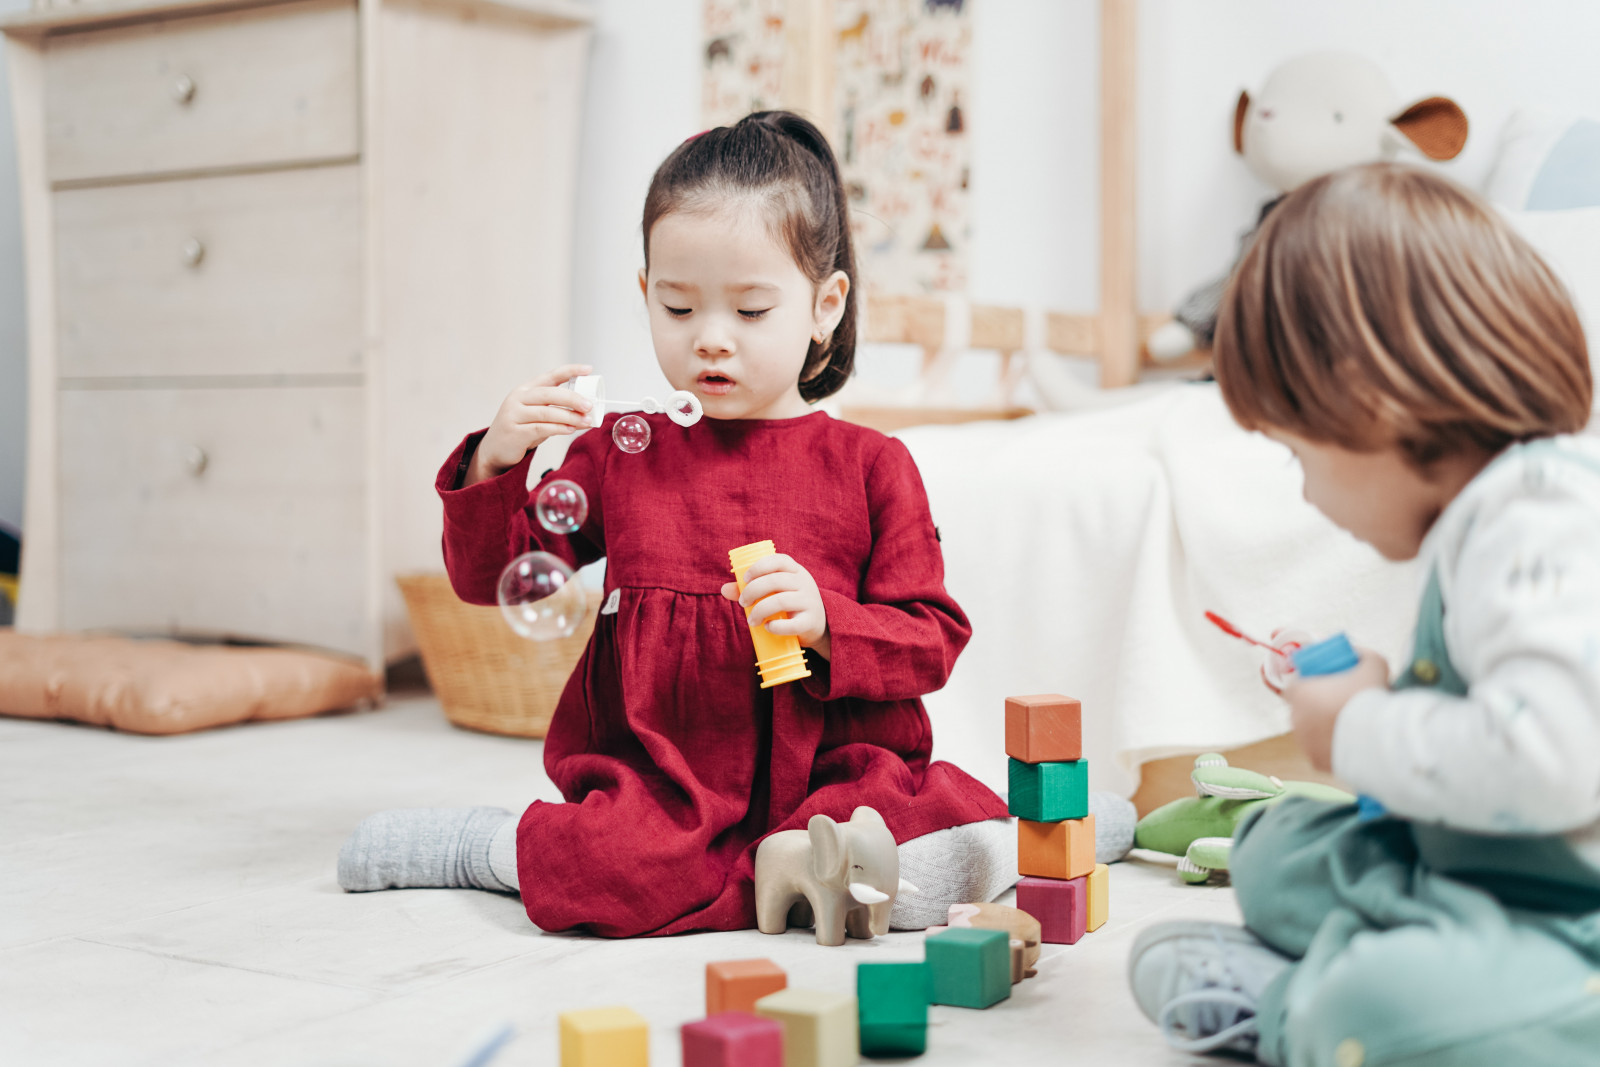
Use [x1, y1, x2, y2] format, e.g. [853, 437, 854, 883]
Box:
[813, 270, 850, 340]
[638, 269, 648, 299]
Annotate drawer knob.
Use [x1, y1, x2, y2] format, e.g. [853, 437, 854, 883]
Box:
[181, 238, 205, 268]
[172, 74, 197, 105]
[184, 445, 208, 477]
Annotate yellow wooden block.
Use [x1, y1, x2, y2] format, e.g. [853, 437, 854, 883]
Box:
[1017, 813, 1096, 880]
[755, 988, 858, 1067]
[1087, 862, 1109, 932]
[559, 1006, 648, 1067]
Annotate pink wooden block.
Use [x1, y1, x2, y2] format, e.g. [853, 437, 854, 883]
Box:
[681, 1011, 784, 1067]
[1016, 875, 1087, 945]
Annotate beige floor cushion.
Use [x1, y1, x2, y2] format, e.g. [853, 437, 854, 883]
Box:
[0, 630, 381, 734]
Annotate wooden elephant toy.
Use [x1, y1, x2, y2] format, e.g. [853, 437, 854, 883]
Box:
[754, 806, 916, 946]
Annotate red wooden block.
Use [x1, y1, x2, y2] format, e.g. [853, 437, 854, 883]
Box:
[706, 959, 787, 1015]
[1004, 694, 1082, 763]
[682, 1011, 784, 1067]
[1016, 875, 1088, 945]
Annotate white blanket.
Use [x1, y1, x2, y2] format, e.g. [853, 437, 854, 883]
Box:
[899, 382, 1418, 799]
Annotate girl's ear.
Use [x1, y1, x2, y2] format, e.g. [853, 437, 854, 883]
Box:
[812, 270, 850, 342]
[638, 269, 649, 301]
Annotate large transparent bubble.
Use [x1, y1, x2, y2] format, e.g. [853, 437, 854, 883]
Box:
[534, 479, 588, 535]
[497, 551, 585, 640]
[613, 414, 652, 454]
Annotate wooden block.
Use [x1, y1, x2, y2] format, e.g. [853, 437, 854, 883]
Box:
[1004, 694, 1082, 763]
[856, 961, 929, 1057]
[924, 927, 1011, 1009]
[682, 1011, 784, 1067]
[1016, 875, 1088, 945]
[755, 988, 858, 1067]
[1018, 814, 1096, 880]
[707, 958, 787, 1016]
[1087, 862, 1109, 932]
[945, 901, 1041, 981]
[559, 1006, 648, 1067]
[1008, 758, 1089, 821]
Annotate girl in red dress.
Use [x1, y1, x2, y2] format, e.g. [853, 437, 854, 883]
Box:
[338, 112, 1013, 937]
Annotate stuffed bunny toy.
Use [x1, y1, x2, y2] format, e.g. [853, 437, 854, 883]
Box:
[1147, 51, 1470, 362]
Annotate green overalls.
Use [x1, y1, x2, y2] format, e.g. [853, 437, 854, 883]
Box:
[1230, 562, 1600, 1066]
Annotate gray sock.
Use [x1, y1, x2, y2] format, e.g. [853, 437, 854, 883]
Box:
[891, 817, 1018, 930]
[1090, 791, 1137, 864]
[337, 807, 519, 894]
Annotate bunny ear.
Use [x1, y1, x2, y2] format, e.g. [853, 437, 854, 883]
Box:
[1392, 96, 1469, 160]
[1234, 90, 1251, 155]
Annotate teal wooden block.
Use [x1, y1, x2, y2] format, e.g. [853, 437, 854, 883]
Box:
[857, 962, 929, 1056]
[925, 928, 1010, 1010]
[1008, 758, 1089, 821]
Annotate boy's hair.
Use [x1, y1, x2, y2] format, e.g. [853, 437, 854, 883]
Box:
[642, 111, 857, 402]
[1214, 163, 1591, 468]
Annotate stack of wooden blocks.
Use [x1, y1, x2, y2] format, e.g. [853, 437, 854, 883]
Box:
[1006, 694, 1109, 945]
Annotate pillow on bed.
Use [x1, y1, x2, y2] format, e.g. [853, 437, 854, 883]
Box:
[1485, 111, 1600, 211]
[0, 631, 381, 734]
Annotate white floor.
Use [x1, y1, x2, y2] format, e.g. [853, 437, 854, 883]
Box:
[1, 693, 1240, 1066]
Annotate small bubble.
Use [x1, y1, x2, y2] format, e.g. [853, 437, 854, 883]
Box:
[497, 552, 586, 640]
[613, 414, 652, 453]
[534, 479, 588, 535]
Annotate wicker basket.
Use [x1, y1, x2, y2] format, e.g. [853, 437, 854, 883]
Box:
[396, 572, 597, 738]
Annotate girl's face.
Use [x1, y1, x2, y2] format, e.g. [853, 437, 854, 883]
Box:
[1265, 430, 1487, 561]
[640, 201, 848, 421]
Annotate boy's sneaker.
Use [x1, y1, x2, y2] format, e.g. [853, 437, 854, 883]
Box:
[1128, 920, 1291, 1056]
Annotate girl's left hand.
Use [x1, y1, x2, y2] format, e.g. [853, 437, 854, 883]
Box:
[1283, 648, 1390, 772]
[721, 554, 831, 660]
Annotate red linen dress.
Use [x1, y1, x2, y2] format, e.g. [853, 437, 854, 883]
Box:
[436, 411, 1005, 937]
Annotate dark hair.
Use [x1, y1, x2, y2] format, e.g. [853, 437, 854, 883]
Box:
[642, 111, 857, 402]
[1214, 162, 1591, 470]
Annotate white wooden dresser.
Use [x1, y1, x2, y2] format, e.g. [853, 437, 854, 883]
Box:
[5, 0, 592, 672]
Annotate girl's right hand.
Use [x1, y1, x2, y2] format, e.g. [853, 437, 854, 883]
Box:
[465, 364, 595, 487]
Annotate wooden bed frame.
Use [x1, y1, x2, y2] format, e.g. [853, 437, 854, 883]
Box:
[781, 0, 1188, 425]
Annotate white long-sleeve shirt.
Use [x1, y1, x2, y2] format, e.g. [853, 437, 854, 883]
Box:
[1331, 435, 1600, 869]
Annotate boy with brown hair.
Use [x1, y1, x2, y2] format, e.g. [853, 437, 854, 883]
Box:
[1130, 163, 1600, 1065]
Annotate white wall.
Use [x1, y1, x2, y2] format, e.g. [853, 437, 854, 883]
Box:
[0, 0, 30, 535]
[564, 0, 702, 408]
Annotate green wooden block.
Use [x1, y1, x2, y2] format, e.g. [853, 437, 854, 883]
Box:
[857, 962, 929, 1056]
[925, 928, 1010, 1010]
[1008, 757, 1089, 821]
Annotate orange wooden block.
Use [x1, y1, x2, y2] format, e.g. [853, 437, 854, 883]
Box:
[1017, 814, 1096, 881]
[707, 958, 788, 1015]
[1004, 694, 1082, 763]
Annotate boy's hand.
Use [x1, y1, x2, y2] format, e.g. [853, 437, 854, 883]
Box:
[466, 364, 595, 487]
[1284, 649, 1390, 772]
[721, 554, 831, 660]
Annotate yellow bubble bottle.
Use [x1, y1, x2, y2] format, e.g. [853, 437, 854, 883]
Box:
[728, 540, 812, 688]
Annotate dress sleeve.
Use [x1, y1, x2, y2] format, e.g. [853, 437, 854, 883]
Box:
[802, 436, 972, 702]
[1331, 488, 1600, 834]
[435, 428, 607, 606]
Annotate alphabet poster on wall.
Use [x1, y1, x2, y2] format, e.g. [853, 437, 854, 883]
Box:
[702, 0, 973, 296]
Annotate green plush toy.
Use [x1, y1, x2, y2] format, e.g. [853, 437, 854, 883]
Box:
[1134, 754, 1353, 883]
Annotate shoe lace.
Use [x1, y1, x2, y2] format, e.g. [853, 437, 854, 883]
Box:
[1155, 928, 1262, 1054]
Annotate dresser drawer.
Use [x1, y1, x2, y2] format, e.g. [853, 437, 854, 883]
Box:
[56, 386, 369, 657]
[44, 0, 358, 185]
[55, 164, 362, 379]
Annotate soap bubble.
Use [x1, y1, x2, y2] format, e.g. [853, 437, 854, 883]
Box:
[613, 414, 652, 454]
[666, 390, 703, 427]
[497, 552, 585, 640]
[534, 479, 588, 535]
